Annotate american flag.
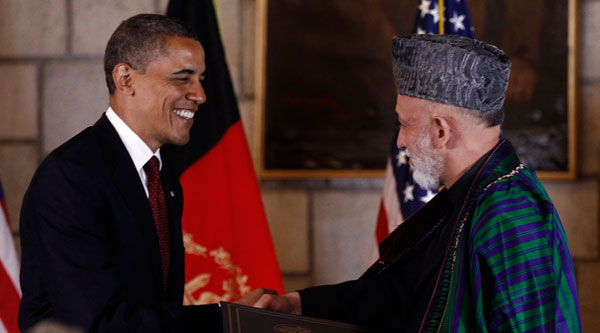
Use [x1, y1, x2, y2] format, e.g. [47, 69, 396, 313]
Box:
[0, 176, 21, 332]
[375, 0, 475, 244]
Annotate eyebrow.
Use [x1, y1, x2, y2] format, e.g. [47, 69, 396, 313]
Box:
[171, 69, 196, 75]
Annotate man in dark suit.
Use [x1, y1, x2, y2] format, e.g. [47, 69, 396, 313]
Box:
[18, 14, 221, 332]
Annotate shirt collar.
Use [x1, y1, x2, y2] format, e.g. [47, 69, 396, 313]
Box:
[105, 107, 162, 171]
[446, 149, 493, 208]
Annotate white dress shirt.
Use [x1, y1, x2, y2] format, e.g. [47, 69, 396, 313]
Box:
[105, 107, 161, 198]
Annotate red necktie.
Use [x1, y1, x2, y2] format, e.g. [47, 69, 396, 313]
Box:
[144, 156, 170, 292]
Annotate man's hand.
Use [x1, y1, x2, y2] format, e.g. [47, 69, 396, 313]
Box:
[234, 288, 278, 307]
[254, 292, 302, 315]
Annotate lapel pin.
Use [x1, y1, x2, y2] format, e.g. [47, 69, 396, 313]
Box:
[170, 191, 175, 197]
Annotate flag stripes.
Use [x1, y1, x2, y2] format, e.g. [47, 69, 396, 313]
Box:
[0, 179, 20, 332]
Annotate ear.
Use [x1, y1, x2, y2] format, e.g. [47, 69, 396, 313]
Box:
[430, 115, 451, 149]
[112, 63, 135, 96]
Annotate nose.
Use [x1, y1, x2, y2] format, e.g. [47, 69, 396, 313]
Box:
[187, 80, 206, 104]
[396, 127, 406, 149]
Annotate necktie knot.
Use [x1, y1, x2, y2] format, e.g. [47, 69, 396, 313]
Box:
[144, 156, 160, 180]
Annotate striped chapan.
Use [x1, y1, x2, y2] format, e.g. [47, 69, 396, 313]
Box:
[422, 138, 581, 332]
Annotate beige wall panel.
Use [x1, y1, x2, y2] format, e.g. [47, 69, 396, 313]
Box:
[72, 0, 156, 55]
[0, 0, 67, 56]
[0, 64, 38, 140]
[575, 262, 600, 333]
[241, 0, 256, 98]
[42, 61, 107, 155]
[159, 0, 170, 14]
[238, 98, 255, 155]
[312, 191, 379, 285]
[0, 143, 38, 232]
[262, 190, 309, 274]
[579, 85, 600, 175]
[581, 1, 600, 81]
[13, 235, 21, 261]
[218, 0, 242, 96]
[282, 275, 312, 294]
[543, 179, 598, 259]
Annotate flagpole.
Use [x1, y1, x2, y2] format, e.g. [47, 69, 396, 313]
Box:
[438, 0, 444, 34]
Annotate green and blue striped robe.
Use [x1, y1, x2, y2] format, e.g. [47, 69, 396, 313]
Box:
[423, 139, 581, 332]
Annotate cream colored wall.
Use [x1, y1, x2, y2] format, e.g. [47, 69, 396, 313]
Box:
[0, 0, 169, 299]
[0, 0, 598, 330]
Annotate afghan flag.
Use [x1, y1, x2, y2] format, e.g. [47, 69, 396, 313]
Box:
[166, 0, 284, 304]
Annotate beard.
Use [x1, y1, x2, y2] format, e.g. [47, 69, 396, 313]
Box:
[409, 132, 443, 190]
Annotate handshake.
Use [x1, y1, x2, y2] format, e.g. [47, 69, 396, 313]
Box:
[235, 288, 302, 315]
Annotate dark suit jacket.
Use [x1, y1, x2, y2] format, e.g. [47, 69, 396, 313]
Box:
[18, 114, 221, 332]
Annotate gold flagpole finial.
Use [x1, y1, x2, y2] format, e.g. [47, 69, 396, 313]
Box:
[438, 0, 445, 34]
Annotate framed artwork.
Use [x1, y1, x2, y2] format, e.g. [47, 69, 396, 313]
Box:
[255, 0, 578, 180]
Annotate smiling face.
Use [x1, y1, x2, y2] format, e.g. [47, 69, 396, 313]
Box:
[395, 94, 443, 189]
[129, 36, 206, 151]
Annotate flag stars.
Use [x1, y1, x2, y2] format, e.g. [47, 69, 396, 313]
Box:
[403, 183, 415, 202]
[420, 190, 436, 203]
[418, 0, 431, 18]
[430, 3, 440, 24]
[397, 149, 409, 166]
[449, 12, 466, 32]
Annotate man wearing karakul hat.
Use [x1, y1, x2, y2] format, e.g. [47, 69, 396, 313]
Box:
[246, 34, 582, 331]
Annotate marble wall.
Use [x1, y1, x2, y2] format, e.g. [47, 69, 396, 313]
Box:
[0, 0, 599, 330]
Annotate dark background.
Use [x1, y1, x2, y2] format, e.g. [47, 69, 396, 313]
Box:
[263, 0, 570, 172]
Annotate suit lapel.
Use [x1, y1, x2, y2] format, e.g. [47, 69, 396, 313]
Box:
[159, 145, 185, 300]
[93, 115, 164, 296]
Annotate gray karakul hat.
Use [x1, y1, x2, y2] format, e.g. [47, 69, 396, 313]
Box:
[392, 34, 511, 112]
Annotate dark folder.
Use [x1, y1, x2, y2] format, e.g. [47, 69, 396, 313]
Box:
[221, 302, 364, 332]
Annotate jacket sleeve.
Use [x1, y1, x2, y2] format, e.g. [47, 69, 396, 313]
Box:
[468, 180, 581, 332]
[18, 159, 221, 332]
[298, 267, 413, 330]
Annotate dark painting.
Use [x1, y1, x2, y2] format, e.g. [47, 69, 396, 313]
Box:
[258, 0, 576, 178]
[469, 0, 572, 173]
